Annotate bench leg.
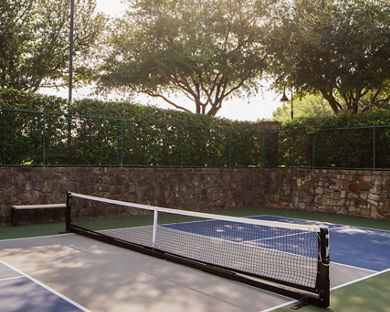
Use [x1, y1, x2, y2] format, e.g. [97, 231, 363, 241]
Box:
[11, 208, 18, 226]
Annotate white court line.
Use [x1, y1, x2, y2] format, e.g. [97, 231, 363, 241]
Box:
[0, 259, 90, 312]
[331, 267, 390, 291]
[332, 261, 377, 273]
[261, 299, 298, 312]
[0, 276, 24, 282]
[260, 267, 390, 311]
[246, 231, 313, 243]
[259, 215, 390, 233]
[0, 233, 73, 242]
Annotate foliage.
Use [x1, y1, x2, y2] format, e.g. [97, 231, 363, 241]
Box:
[0, 88, 263, 167]
[274, 110, 390, 168]
[3, 88, 390, 169]
[0, 0, 105, 92]
[98, 0, 274, 116]
[267, 0, 390, 114]
[273, 94, 333, 122]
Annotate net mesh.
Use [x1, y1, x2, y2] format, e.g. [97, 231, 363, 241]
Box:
[69, 193, 324, 292]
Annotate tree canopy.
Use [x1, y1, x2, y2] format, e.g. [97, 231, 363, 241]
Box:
[98, 0, 273, 116]
[273, 94, 333, 122]
[268, 0, 390, 114]
[0, 0, 105, 92]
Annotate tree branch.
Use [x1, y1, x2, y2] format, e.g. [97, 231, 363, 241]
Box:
[140, 90, 192, 113]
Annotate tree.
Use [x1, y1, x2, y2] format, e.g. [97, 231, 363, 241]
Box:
[98, 0, 273, 116]
[0, 0, 105, 92]
[273, 94, 333, 122]
[268, 0, 390, 115]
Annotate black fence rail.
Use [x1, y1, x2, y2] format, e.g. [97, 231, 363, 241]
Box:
[1, 108, 389, 170]
[0, 108, 263, 168]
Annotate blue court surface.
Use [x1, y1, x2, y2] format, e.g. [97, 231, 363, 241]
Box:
[1, 215, 389, 312]
[163, 219, 317, 258]
[255, 216, 390, 272]
[0, 260, 88, 312]
[163, 215, 390, 271]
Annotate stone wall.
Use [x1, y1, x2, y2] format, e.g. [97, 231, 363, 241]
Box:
[0, 167, 263, 225]
[261, 168, 390, 220]
[1, 167, 390, 225]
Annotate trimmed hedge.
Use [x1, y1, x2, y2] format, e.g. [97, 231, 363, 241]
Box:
[0, 88, 265, 167]
[1, 88, 390, 169]
[274, 113, 390, 169]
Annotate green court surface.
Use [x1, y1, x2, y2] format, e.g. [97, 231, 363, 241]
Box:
[1, 206, 389, 311]
[277, 270, 390, 312]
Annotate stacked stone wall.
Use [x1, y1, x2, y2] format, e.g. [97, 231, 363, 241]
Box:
[0, 167, 389, 225]
[0, 167, 263, 225]
[261, 168, 390, 220]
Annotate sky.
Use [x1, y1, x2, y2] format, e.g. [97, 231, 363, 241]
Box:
[43, 0, 284, 122]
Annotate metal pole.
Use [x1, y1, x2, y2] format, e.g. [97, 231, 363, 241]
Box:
[262, 130, 266, 168]
[68, 0, 74, 103]
[372, 127, 376, 169]
[228, 129, 232, 168]
[312, 133, 315, 168]
[42, 112, 46, 166]
[120, 119, 124, 166]
[290, 88, 294, 120]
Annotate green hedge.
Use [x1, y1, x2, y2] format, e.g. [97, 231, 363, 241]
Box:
[2, 88, 390, 169]
[274, 112, 390, 169]
[0, 88, 264, 167]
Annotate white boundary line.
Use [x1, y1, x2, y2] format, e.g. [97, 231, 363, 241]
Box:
[260, 267, 390, 311]
[261, 299, 298, 312]
[330, 267, 390, 291]
[0, 259, 90, 312]
[0, 233, 73, 242]
[332, 261, 377, 273]
[0, 276, 24, 282]
[259, 215, 390, 233]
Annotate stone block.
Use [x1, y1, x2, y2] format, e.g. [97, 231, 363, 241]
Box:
[362, 175, 372, 182]
[367, 199, 378, 206]
[368, 193, 381, 201]
[348, 183, 360, 193]
[360, 209, 370, 218]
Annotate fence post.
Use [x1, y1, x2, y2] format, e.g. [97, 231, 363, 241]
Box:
[120, 119, 124, 167]
[312, 133, 316, 169]
[262, 130, 267, 168]
[372, 127, 376, 170]
[228, 129, 232, 168]
[180, 125, 184, 168]
[42, 112, 46, 166]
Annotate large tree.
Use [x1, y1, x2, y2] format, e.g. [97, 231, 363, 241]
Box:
[268, 0, 390, 114]
[273, 94, 333, 122]
[0, 0, 105, 92]
[98, 0, 273, 116]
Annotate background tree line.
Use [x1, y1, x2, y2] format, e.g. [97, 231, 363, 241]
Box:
[1, 0, 389, 117]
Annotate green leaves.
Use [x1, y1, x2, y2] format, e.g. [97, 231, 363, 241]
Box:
[98, 0, 273, 116]
[0, 88, 263, 167]
[0, 0, 106, 92]
[268, 0, 390, 114]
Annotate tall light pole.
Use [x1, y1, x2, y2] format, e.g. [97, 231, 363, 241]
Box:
[280, 87, 294, 120]
[68, 0, 74, 103]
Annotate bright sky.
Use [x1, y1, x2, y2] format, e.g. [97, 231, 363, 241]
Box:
[46, 0, 283, 121]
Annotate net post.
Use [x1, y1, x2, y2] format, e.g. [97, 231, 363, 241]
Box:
[152, 207, 158, 248]
[66, 192, 72, 232]
[316, 227, 330, 307]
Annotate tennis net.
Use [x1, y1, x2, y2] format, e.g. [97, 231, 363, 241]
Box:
[66, 192, 329, 307]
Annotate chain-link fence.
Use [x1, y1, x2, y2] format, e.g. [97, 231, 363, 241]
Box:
[1, 108, 389, 170]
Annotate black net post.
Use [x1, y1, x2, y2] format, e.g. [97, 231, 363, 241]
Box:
[316, 227, 330, 307]
[66, 192, 72, 232]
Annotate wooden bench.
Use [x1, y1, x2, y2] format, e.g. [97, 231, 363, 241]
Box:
[11, 203, 66, 226]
